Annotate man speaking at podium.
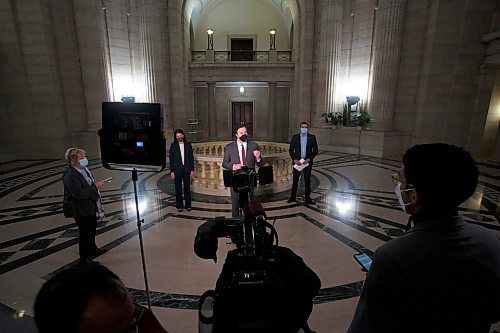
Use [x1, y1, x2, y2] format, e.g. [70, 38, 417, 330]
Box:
[223, 124, 264, 217]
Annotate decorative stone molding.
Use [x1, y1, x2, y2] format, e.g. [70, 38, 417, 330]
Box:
[191, 141, 293, 196]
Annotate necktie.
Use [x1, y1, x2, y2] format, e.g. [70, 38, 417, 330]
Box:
[241, 144, 246, 165]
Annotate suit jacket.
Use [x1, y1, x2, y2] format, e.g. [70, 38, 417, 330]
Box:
[223, 141, 264, 170]
[169, 141, 195, 174]
[289, 133, 318, 164]
[62, 166, 99, 218]
[347, 215, 500, 333]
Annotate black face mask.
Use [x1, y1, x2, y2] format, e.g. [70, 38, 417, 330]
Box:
[239, 134, 248, 142]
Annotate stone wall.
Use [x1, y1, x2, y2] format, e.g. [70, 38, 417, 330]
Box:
[1, 0, 499, 162]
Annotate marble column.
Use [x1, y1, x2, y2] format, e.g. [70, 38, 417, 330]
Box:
[268, 82, 277, 139]
[489, 121, 500, 162]
[369, 0, 408, 130]
[313, 0, 343, 127]
[139, 0, 167, 106]
[73, 0, 111, 125]
[207, 82, 216, 139]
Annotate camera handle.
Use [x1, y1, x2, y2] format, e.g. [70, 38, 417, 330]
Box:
[132, 168, 152, 309]
[238, 191, 257, 256]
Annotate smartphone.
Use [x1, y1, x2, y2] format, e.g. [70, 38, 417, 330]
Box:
[354, 252, 372, 271]
[101, 177, 113, 183]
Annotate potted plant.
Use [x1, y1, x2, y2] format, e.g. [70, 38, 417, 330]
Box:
[356, 111, 371, 129]
[321, 112, 343, 129]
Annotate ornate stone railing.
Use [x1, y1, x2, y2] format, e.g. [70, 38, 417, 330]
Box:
[191, 50, 293, 63]
[192, 141, 292, 196]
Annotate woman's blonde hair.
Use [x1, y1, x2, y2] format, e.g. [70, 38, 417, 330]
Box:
[64, 148, 84, 165]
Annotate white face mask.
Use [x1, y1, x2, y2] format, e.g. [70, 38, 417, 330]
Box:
[394, 183, 413, 213]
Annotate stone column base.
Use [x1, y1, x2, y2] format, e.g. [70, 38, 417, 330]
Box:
[314, 126, 408, 159]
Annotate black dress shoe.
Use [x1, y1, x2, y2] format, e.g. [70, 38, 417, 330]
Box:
[186, 208, 192, 212]
[305, 199, 316, 205]
[287, 198, 297, 203]
[178, 208, 183, 212]
[79, 258, 98, 265]
[93, 248, 106, 256]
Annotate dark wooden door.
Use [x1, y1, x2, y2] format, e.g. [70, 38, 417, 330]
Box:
[231, 39, 253, 61]
[232, 102, 253, 137]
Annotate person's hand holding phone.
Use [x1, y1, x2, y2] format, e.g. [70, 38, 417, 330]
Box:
[354, 252, 373, 272]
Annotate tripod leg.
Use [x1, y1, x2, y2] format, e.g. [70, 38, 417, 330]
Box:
[132, 168, 152, 309]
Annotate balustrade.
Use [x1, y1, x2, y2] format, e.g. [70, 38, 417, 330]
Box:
[191, 141, 293, 196]
[191, 51, 292, 63]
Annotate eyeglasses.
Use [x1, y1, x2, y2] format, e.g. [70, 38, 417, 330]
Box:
[392, 172, 414, 188]
[392, 172, 401, 186]
[127, 306, 145, 333]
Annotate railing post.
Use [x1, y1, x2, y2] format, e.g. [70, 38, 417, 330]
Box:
[218, 162, 224, 189]
[269, 49, 277, 63]
[207, 49, 215, 62]
[210, 163, 216, 188]
[201, 162, 207, 186]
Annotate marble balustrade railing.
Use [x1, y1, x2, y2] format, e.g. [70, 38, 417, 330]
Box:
[191, 141, 293, 196]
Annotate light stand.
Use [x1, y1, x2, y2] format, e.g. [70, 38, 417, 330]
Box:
[132, 167, 152, 309]
[98, 102, 166, 311]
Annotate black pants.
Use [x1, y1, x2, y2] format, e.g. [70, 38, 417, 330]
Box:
[174, 166, 192, 209]
[290, 165, 312, 201]
[74, 215, 97, 259]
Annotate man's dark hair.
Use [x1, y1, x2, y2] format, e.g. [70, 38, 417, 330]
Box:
[173, 128, 188, 142]
[402, 143, 478, 210]
[234, 123, 246, 134]
[300, 121, 309, 127]
[34, 263, 128, 333]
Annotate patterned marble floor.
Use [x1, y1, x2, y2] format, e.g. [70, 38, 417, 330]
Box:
[0, 151, 499, 333]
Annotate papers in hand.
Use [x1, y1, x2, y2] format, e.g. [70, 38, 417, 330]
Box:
[293, 158, 309, 172]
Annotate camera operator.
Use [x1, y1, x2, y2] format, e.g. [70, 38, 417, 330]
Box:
[223, 124, 264, 217]
[347, 143, 500, 333]
[34, 262, 169, 333]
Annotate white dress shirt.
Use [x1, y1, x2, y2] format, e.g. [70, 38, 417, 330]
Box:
[234, 141, 247, 170]
[179, 142, 185, 165]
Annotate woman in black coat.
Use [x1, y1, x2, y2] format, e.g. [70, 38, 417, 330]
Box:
[62, 147, 106, 264]
[169, 129, 195, 212]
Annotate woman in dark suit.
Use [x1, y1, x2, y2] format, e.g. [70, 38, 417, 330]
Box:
[63, 147, 106, 264]
[169, 129, 195, 212]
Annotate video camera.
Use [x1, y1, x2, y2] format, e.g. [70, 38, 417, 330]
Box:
[194, 166, 276, 264]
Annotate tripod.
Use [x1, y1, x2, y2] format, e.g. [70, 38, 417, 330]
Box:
[132, 168, 151, 309]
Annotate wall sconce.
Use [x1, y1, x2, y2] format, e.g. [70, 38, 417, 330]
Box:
[207, 29, 214, 50]
[269, 29, 276, 50]
[121, 96, 135, 103]
[239, 87, 245, 94]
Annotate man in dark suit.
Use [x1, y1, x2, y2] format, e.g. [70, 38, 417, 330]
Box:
[223, 124, 264, 217]
[288, 121, 318, 205]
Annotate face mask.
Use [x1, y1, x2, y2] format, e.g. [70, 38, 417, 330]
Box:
[79, 158, 89, 167]
[300, 128, 308, 134]
[176, 137, 184, 142]
[394, 183, 413, 213]
[239, 134, 248, 142]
